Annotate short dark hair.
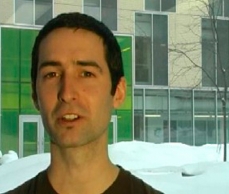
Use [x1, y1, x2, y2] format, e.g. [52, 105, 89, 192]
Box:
[31, 12, 124, 99]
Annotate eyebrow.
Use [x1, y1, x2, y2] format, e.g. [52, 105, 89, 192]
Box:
[38, 60, 61, 71]
[38, 60, 103, 73]
[74, 60, 103, 73]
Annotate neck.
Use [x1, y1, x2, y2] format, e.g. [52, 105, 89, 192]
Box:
[47, 135, 119, 194]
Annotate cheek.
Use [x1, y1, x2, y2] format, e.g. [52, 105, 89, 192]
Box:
[85, 86, 113, 109]
[36, 86, 55, 110]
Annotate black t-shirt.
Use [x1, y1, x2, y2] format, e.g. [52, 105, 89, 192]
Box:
[5, 167, 163, 194]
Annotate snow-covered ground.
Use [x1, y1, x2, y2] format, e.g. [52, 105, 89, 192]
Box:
[0, 141, 229, 194]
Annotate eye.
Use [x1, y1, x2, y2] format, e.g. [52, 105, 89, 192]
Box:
[81, 71, 94, 77]
[44, 72, 59, 79]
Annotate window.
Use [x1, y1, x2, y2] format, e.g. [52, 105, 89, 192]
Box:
[217, 20, 229, 86]
[133, 88, 227, 145]
[225, 0, 229, 17]
[135, 13, 168, 86]
[170, 90, 193, 145]
[145, 89, 168, 143]
[134, 89, 168, 143]
[208, 0, 229, 17]
[145, 0, 176, 12]
[194, 91, 217, 145]
[15, 0, 53, 25]
[135, 13, 152, 85]
[202, 19, 216, 87]
[217, 91, 229, 143]
[153, 15, 168, 86]
[134, 89, 144, 141]
[202, 18, 229, 87]
[84, 0, 117, 31]
[84, 0, 100, 21]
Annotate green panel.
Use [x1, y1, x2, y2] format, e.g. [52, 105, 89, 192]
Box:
[116, 36, 132, 86]
[23, 122, 37, 157]
[1, 28, 20, 59]
[117, 110, 132, 141]
[20, 29, 39, 82]
[1, 59, 20, 82]
[20, 83, 38, 114]
[1, 110, 19, 153]
[20, 59, 31, 82]
[115, 36, 133, 141]
[119, 85, 132, 110]
[1, 28, 20, 82]
[1, 28, 39, 154]
[20, 29, 38, 59]
[2, 83, 19, 109]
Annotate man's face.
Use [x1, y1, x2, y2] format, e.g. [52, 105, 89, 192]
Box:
[34, 28, 126, 148]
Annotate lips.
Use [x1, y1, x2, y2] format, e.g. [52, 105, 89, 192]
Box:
[62, 114, 78, 120]
[60, 114, 79, 122]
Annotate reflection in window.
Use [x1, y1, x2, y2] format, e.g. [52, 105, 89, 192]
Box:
[194, 91, 216, 145]
[102, 0, 117, 31]
[217, 20, 229, 87]
[84, 0, 117, 31]
[135, 13, 168, 86]
[135, 13, 152, 85]
[202, 18, 216, 87]
[202, 18, 229, 87]
[217, 91, 229, 143]
[145, 0, 176, 12]
[153, 15, 168, 86]
[225, 0, 229, 17]
[84, 0, 100, 21]
[170, 90, 193, 145]
[35, 0, 53, 25]
[15, 0, 33, 25]
[134, 89, 144, 141]
[15, 0, 52, 25]
[161, 0, 176, 12]
[145, 89, 168, 143]
[133, 88, 226, 145]
[145, 0, 160, 11]
[208, 0, 229, 17]
[208, 0, 223, 16]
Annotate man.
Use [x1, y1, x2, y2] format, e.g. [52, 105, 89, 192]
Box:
[6, 12, 163, 194]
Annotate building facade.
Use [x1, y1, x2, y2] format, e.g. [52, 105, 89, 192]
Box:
[0, 0, 228, 157]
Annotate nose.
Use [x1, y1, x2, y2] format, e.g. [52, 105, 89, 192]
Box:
[57, 74, 77, 103]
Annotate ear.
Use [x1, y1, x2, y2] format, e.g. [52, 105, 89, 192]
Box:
[113, 77, 126, 108]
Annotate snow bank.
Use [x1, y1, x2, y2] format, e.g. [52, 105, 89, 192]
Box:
[0, 141, 228, 194]
[0, 150, 18, 165]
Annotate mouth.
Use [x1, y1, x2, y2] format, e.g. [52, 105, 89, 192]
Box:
[61, 114, 79, 122]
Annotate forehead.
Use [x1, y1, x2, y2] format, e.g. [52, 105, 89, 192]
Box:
[38, 28, 106, 59]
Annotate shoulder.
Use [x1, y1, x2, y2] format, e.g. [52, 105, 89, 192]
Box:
[121, 168, 163, 194]
[4, 170, 51, 194]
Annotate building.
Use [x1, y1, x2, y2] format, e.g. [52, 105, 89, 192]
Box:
[0, 0, 228, 157]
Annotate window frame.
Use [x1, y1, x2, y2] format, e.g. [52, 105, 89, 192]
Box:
[145, 0, 176, 13]
[14, 0, 53, 26]
[135, 12, 168, 86]
[201, 17, 229, 87]
[83, 0, 118, 31]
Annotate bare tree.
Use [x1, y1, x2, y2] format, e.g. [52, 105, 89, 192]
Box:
[169, 0, 228, 161]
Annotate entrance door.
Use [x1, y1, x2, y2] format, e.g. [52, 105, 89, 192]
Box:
[108, 116, 118, 144]
[19, 115, 44, 158]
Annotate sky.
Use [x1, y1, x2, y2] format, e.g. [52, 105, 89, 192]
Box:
[0, 141, 228, 194]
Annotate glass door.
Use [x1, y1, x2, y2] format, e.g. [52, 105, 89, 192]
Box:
[19, 115, 44, 157]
